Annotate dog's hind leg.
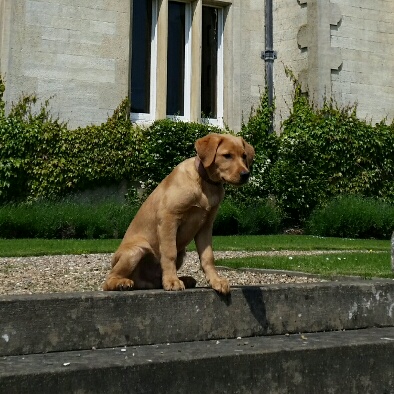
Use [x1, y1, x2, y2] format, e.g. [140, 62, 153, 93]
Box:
[103, 242, 150, 291]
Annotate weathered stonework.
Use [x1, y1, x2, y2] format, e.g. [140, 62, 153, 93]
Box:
[296, 0, 343, 104]
[330, 0, 394, 124]
[1, 0, 394, 130]
[0, 0, 130, 128]
[273, 0, 308, 128]
[274, 0, 394, 129]
[224, 0, 265, 131]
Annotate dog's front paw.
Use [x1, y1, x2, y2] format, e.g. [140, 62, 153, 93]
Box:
[162, 276, 186, 291]
[210, 277, 230, 294]
[103, 278, 134, 291]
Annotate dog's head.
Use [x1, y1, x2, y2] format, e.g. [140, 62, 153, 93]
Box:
[195, 133, 255, 186]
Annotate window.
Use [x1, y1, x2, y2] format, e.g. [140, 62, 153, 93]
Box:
[167, 1, 185, 116]
[130, 0, 152, 115]
[130, 0, 224, 126]
[201, 7, 218, 119]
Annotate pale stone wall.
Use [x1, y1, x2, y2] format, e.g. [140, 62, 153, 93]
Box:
[274, 0, 394, 129]
[1, 0, 394, 131]
[0, 0, 11, 84]
[331, 0, 394, 123]
[273, 0, 308, 130]
[224, 0, 265, 131]
[0, 0, 130, 128]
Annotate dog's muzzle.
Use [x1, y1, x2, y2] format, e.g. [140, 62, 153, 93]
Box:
[240, 170, 250, 184]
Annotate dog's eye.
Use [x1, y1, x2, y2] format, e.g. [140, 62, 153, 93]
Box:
[242, 153, 247, 160]
[223, 153, 232, 159]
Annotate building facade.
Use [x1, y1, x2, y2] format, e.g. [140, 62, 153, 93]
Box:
[1, 0, 393, 131]
[274, 0, 394, 127]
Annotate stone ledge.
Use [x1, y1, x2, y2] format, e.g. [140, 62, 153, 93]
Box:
[1, 280, 394, 357]
[1, 327, 394, 394]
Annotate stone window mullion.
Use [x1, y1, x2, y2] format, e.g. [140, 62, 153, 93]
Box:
[155, 0, 169, 119]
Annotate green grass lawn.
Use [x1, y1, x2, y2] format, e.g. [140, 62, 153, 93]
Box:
[0, 238, 120, 257]
[217, 251, 393, 279]
[210, 235, 389, 252]
[0, 235, 392, 279]
[0, 235, 389, 257]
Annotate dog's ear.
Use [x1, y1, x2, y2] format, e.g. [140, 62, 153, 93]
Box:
[195, 134, 222, 167]
[242, 139, 255, 168]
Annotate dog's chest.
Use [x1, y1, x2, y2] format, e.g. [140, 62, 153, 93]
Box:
[193, 189, 222, 211]
[176, 206, 209, 248]
[182, 206, 209, 228]
[181, 193, 220, 229]
[193, 194, 220, 214]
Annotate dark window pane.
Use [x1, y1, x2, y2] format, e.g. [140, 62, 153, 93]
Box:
[131, 0, 152, 113]
[167, 2, 185, 116]
[201, 7, 218, 118]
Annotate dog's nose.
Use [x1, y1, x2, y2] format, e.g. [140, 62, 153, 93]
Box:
[240, 170, 250, 182]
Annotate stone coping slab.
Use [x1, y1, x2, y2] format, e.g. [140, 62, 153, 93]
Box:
[1, 327, 394, 394]
[1, 280, 394, 356]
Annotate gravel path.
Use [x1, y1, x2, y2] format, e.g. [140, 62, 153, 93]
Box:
[0, 250, 345, 296]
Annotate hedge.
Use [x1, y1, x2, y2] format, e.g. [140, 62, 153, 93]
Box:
[0, 77, 145, 203]
[306, 195, 394, 239]
[1, 73, 394, 227]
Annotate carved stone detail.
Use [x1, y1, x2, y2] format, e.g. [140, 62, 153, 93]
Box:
[296, 0, 343, 102]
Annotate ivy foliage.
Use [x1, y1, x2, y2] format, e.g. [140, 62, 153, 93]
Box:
[228, 74, 394, 222]
[0, 76, 144, 203]
[1, 73, 393, 227]
[227, 89, 278, 205]
[270, 77, 394, 220]
[0, 77, 223, 204]
[138, 119, 222, 195]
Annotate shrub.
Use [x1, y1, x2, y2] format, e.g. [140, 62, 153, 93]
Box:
[0, 76, 144, 203]
[213, 198, 283, 236]
[139, 119, 222, 195]
[306, 195, 394, 239]
[0, 197, 284, 239]
[270, 74, 394, 221]
[213, 200, 240, 235]
[0, 199, 138, 239]
[0, 86, 45, 202]
[36, 100, 145, 200]
[238, 199, 283, 235]
[2, 72, 394, 230]
[227, 89, 279, 204]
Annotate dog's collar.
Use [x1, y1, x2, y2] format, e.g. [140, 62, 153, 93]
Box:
[194, 157, 221, 186]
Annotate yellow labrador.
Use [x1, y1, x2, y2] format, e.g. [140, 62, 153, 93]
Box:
[103, 133, 255, 294]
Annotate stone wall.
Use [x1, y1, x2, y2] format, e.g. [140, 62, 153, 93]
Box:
[0, 0, 130, 128]
[273, 0, 394, 129]
[224, 0, 265, 131]
[331, 0, 394, 123]
[1, 0, 393, 131]
[273, 0, 308, 129]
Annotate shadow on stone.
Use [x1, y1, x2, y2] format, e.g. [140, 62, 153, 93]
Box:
[241, 286, 268, 333]
[214, 290, 232, 306]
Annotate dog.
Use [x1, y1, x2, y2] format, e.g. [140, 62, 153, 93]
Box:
[103, 133, 255, 294]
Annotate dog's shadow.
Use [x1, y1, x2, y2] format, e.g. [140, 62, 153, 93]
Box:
[216, 286, 268, 333]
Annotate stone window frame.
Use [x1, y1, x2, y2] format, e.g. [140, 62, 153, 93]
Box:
[130, 0, 231, 127]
